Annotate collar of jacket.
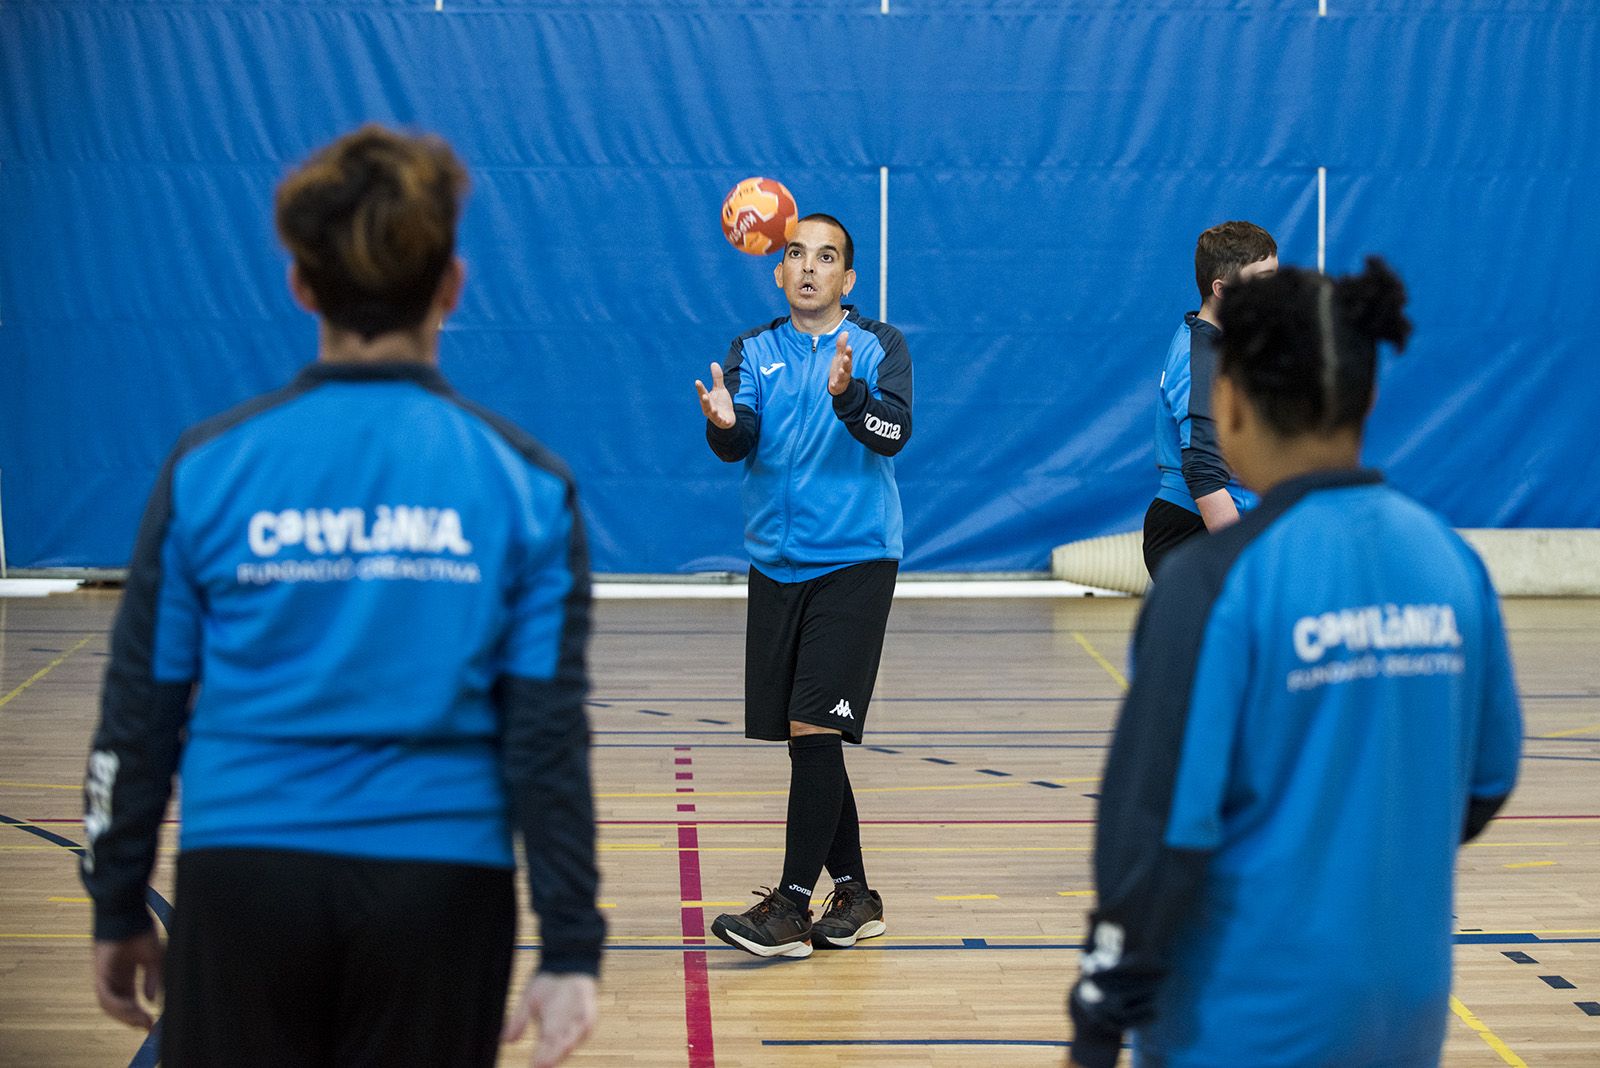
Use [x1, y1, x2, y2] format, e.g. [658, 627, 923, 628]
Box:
[295, 360, 450, 392]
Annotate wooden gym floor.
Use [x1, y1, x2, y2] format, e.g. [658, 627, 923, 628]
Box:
[1, 589, 1596, 1066]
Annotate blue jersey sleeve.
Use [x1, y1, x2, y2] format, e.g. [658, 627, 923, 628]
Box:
[707, 331, 762, 462]
[1069, 553, 1233, 1067]
[1463, 561, 1522, 840]
[83, 450, 199, 941]
[1180, 329, 1233, 501]
[496, 472, 606, 975]
[831, 320, 912, 457]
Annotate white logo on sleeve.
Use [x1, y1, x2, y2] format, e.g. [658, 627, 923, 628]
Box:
[828, 699, 854, 719]
[760, 362, 785, 376]
[863, 414, 901, 440]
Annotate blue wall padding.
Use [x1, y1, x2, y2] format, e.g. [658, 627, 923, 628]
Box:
[2, 2, 1596, 571]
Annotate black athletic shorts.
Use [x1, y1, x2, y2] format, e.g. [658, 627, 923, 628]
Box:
[162, 847, 516, 1068]
[1142, 498, 1207, 581]
[745, 559, 898, 744]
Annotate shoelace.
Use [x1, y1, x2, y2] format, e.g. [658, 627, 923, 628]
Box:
[746, 886, 783, 918]
[820, 885, 859, 918]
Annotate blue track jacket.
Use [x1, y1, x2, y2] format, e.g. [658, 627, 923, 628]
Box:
[706, 305, 912, 582]
[1070, 469, 1522, 1068]
[81, 361, 604, 975]
[1155, 313, 1255, 514]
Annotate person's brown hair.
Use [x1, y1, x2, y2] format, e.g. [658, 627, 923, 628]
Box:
[275, 124, 468, 339]
[1194, 220, 1277, 302]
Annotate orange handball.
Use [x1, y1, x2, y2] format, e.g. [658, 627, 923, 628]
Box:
[720, 177, 798, 255]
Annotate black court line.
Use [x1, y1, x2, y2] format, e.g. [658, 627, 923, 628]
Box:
[0, 814, 168, 1068]
[1577, 1002, 1600, 1016]
[1541, 976, 1577, 990]
[1503, 951, 1538, 963]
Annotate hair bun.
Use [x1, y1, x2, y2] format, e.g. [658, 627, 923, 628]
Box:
[1337, 255, 1412, 352]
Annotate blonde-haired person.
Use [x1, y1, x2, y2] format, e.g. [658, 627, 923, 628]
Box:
[83, 125, 601, 1068]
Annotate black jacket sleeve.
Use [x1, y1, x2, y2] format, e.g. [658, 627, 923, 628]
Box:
[497, 483, 605, 976]
[831, 325, 912, 457]
[82, 454, 197, 942]
[706, 339, 760, 462]
[1068, 562, 1228, 1068]
[1180, 329, 1232, 501]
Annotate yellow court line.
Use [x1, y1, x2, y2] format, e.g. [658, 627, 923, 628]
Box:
[599, 777, 1099, 799]
[935, 894, 999, 901]
[0, 781, 81, 791]
[1464, 842, 1567, 848]
[1503, 861, 1557, 869]
[0, 638, 92, 710]
[1539, 721, 1600, 739]
[682, 901, 746, 909]
[1058, 891, 1094, 897]
[597, 903, 617, 909]
[0, 933, 92, 940]
[47, 897, 90, 904]
[1449, 995, 1527, 1067]
[1072, 632, 1129, 692]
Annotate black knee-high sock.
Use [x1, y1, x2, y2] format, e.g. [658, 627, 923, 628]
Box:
[824, 765, 868, 890]
[779, 734, 846, 912]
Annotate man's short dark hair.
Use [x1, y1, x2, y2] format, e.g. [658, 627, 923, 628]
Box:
[1195, 220, 1276, 301]
[796, 213, 854, 271]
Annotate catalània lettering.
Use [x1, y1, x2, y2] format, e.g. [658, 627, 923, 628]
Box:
[247, 506, 473, 558]
[1292, 603, 1462, 664]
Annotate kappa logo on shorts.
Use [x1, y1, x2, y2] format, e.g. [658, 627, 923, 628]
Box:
[828, 699, 854, 719]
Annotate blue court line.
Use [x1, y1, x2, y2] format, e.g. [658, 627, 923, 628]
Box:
[1541, 975, 1577, 989]
[1525, 754, 1600, 763]
[0, 813, 169, 1068]
[521, 934, 1600, 953]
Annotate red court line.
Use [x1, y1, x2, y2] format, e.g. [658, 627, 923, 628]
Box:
[673, 748, 716, 1068]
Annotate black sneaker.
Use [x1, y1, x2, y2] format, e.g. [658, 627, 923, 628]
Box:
[710, 887, 814, 959]
[811, 884, 885, 949]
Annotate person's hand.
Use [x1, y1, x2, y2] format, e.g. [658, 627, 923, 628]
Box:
[828, 333, 853, 396]
[696, 363, 736, 429]
[93, 931, 164, 1030]
[502, 971, 599, 1068]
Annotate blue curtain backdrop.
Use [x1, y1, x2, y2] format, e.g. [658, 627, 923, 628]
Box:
[3, 1, 1596, 571]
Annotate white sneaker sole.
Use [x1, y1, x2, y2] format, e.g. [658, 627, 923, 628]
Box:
[814, 919, 886, 948]
[715, 925, 813, 959]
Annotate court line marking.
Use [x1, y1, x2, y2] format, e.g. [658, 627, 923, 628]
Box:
[935, 894, 999, 901]
[1449, 995, 1527, 1067]
[1540, 721, 1600, 739]
[599, 846, 1091, 854]
[671, 748, 715, 1068]
[1071, 632, 1129, 692]
[597, 777, 1099, 799]
[0, 637, 91, 710]
[1503, 861, 1557, 869]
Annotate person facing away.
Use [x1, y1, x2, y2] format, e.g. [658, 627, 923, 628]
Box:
[693, 213, 912, 958]
[1144, 220, 1279, 580]
[81, 124, 603, 1068]
[1069, 257, 1523, 1068]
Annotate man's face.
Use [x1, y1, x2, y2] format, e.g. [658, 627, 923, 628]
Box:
[1216, 255, 1279, 302]
[774, 219, 856, 313]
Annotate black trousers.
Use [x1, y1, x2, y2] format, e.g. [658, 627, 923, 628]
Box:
[1142, 498, 1207, 581]
[745, 560, 899, 744]
[162, 848, 516, 1068]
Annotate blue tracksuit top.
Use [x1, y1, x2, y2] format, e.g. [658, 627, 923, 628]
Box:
[81, 362, 604, 973]
[1155, 313, 1255, 514]
[705, 305, 912, 582]
[1070, 469, 1522, 1068]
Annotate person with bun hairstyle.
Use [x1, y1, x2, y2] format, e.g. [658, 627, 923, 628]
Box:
[81, 125, 602, 1068]
[1068, 258, 1522, 1067]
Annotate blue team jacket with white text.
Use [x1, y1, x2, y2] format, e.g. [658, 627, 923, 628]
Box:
[706, 306, 912, 582]
[81, 362, 604, 973]
[1071, 469, 1522, 1068]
